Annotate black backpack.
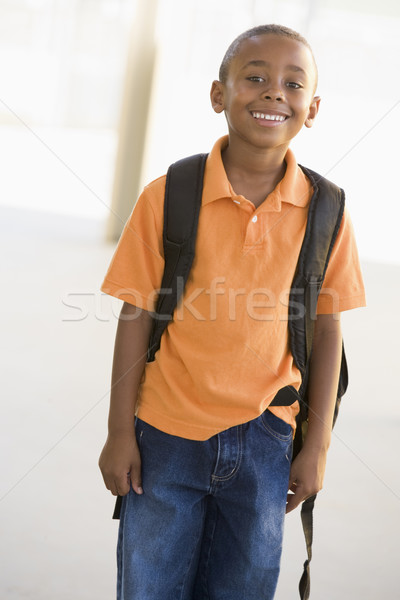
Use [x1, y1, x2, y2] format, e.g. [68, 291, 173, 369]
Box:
[119, 153, 347, 599]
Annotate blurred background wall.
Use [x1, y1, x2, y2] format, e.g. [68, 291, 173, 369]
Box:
[0, 0, 399, 260]
[0, 1, 399, 599]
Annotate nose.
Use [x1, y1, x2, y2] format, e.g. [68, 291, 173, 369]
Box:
[263, 87, 284, 102]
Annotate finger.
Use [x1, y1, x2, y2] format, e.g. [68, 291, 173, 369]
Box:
[286, 491, 302, 514]
[114, 473, 131, 497]
[285, 483, 305, 514]
[129, 459, 143, 495]
[101, 475, 118, 496]
[129, 468, 143, 495]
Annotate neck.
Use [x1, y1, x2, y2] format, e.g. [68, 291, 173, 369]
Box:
[221, 138, 289, 205]
[222, 141, 288, 183]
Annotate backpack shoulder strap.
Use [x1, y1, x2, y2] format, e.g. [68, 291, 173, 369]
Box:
[289, 165, 345, 378]
[147, 153, 208, 362]
[269, 167, 346, 409]
[290, 166, 347, 600]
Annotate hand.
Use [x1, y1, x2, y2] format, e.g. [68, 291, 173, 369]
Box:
[285, 446, 327, 514]
[98, 432, 143, 496]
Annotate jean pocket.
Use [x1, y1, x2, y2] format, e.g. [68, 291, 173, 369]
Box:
[260, 409, 293, 442]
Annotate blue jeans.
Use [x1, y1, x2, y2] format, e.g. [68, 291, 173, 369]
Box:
[117, 410, 293, 600]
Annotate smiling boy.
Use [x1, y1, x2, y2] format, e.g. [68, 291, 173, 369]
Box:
[212, 31, 320, 209]
[99, 25, 365, 600]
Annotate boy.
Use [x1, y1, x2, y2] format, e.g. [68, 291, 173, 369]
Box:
[99, 24, 365, 599]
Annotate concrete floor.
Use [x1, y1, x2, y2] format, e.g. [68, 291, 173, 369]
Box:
[1, 206, 399, 599]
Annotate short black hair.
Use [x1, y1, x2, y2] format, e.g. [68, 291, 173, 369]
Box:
[219, 24, 318, 89]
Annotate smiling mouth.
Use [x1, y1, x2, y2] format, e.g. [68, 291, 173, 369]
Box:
[251, 111, 288, 122]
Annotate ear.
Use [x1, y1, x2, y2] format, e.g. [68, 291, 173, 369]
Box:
[304, 96, 321, 128]
[210, 80, 225, 114]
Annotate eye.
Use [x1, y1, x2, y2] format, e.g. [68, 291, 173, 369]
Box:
[286, 81, 302, 89]
[247, 76, 264, 83]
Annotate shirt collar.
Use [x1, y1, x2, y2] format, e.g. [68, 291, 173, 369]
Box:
[202, 136, 312, 210]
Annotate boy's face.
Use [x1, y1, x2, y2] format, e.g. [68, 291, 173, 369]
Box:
[211, 34, 320, 153]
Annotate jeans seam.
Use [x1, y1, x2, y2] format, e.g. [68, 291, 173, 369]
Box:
[179, 501, 206, 600]
[198, 501, 218, 600]
[211, 426, 243, 482]
[260, 414, 293, 442]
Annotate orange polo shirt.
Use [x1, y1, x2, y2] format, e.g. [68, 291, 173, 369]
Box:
[101, 136, 366, 440]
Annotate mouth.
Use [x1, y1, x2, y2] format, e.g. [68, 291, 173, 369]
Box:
[250, 111, 289, 124]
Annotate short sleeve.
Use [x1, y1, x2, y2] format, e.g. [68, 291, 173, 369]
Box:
[100, 177, 166, 312]
[317, 207, 366, 314]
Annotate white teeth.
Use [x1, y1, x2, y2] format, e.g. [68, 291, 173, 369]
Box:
[252, 112, 286, 122]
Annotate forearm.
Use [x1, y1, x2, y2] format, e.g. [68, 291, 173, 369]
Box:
[286, 313, 343, 512]
[303, 313, 342, 452]
[99, 302, 152, 496]
[107, 302, 153, 436]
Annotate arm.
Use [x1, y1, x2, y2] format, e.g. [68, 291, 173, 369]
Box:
[286, 313, 342, 513]
[98, 302, 153, 496]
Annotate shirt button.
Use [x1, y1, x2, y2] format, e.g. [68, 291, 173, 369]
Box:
[252, 215, 258, 223]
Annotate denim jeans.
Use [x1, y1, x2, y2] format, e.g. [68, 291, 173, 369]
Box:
[117, 410, 293, 600]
